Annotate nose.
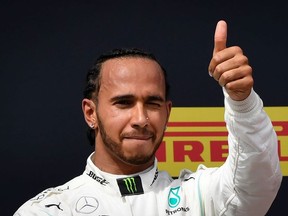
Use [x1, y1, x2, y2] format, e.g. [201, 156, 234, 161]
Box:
[131, 103, 149, 128]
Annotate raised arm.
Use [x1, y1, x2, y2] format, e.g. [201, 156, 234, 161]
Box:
[199, 20, 282, 215]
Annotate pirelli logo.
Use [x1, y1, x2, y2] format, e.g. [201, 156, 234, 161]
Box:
[156, 107, 288, 176]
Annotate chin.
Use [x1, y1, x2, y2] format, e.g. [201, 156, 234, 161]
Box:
[123, 154, 155, 166]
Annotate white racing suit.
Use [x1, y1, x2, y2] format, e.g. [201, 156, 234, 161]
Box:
[14, 90, 282, 216]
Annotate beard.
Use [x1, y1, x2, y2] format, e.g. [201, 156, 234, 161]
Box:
[96, 112, 164, 166]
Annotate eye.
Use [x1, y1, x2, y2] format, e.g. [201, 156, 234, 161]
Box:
[147, 101, 161, 108]
[114, 99, 134, 107]
[145, 96, 164, 109]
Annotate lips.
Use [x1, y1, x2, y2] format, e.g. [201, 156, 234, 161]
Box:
[124, 135, 152, 140]
[121, 131, 155, 141]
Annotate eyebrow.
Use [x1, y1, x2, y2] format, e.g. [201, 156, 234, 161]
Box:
[110, 94, 165, 103]
[146, 95, 165, 102]
[110, 94, 134, 103]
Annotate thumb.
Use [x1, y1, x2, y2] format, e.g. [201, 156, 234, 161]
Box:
[213, 20, 227, 55]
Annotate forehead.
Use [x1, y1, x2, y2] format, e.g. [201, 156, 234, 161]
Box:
[101, 56, 163, 75]
[100, 57, 166, 89]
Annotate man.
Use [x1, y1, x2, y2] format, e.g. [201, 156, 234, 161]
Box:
[14, 20, 282, 215]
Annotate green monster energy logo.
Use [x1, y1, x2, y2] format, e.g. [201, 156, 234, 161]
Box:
[117, 175, 144, 196]
[124, 177, 137, 193]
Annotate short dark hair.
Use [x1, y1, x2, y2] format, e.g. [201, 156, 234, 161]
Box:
[83, 47, 170, 101]
[83, 48, 170, 146]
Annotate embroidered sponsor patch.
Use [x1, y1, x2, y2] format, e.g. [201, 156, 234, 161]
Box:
[117, 176, 144, 196]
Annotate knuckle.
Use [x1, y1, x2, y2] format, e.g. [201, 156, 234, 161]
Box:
[224, 82, 233, 90]
[233, 46, 243, 54]
[247, 65, 253, 74]
[221, 72, 230, 83]
[248, 76, 254, 87]
[214, 65, 221, 73]
[213, 53, 221, 63]
[239, 55, 248, 65]
[242, 65, 253, 76]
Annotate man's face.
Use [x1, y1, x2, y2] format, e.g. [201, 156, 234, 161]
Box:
[95, 57, 171, 166]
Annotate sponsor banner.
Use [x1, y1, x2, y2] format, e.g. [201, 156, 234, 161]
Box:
[157, 107, 288, 176]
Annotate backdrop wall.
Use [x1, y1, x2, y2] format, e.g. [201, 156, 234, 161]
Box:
[1, 1, 287, 215]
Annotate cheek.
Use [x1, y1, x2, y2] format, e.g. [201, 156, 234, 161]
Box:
[98, 103, 121, 119]
[150, 112, 168, 131]
[109, 108, 128, 121]
[100, 108, 128, 131]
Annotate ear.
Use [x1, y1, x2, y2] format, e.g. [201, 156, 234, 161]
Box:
[82, 98, 97, 129]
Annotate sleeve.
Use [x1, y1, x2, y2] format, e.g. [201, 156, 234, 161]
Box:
[198, 89, 282, 216]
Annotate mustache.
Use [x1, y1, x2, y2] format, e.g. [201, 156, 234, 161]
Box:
[120, 129, 155, 139]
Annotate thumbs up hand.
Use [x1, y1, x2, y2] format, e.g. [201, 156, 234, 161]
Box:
[208, 20, 253, 101]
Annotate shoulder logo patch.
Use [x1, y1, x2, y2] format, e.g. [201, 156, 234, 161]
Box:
[168, 186, 181, 208]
